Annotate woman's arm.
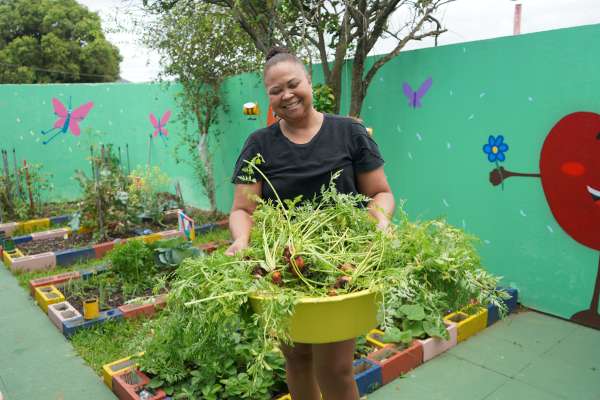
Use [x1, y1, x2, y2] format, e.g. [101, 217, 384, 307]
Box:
[225, 182, 262, 255]
[356, 167, 395, 230]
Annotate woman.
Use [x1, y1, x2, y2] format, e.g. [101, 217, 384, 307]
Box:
[226, 47, 395, 400]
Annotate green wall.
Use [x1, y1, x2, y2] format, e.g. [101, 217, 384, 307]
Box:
[1, 23, 599, 323]
[350, 24, 600, 322]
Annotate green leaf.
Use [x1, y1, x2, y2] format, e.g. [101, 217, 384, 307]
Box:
[399, 304, 426, 321]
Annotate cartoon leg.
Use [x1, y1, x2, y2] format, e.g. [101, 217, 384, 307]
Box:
[40, 127, 59, 135]
[571, 254, 600, 329]
[42, 131, 63, 145]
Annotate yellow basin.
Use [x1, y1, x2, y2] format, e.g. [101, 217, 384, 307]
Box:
[249, 289, 380, 344]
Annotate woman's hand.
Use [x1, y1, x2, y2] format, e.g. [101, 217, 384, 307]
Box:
[225, 238, 249, 256]
[376, 218, 390, 232]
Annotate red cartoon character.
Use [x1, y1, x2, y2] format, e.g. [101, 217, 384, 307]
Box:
[488, 112, 600, 329]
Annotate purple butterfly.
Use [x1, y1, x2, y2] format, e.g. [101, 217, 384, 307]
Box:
[402, 77, 432, 108]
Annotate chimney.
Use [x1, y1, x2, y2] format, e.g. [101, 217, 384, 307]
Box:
[513, 3, 522, 35]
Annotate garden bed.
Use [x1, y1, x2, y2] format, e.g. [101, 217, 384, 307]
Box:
[61, 275, 167, 315]
[16, 219, 178, 255]
[18, 232, 94, 255]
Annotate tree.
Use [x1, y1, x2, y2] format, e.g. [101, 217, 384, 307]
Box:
[144, 0, 453, 117]
[140, 2, 262, 211]
[0, 0, 122, 83]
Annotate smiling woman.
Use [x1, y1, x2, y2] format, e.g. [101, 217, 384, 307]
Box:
[225, 46, 396, 400]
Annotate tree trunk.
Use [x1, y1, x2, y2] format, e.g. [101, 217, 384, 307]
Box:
[320, 10, 349, 115]
[349, 52, 366, 117]
[197, 132, 217, 212]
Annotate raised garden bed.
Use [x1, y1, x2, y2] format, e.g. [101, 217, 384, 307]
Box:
[444, 306, 488, 343]
[367, 341, 423, 384]
[18, 232, 94, 255]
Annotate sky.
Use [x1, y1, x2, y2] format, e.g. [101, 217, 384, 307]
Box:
[78, 0, 600, 83]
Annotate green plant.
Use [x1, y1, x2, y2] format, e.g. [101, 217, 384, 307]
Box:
[152, 238, 202, 269]
[354, 335, 373, 358]
[136, 158, 507, 398]
[73, 144, 136, 240]
[312, 83, 335, 114]
[0, 160, 54, 221]
[71, 318, 149, 375]
[108, 240, 156, 292]
[382, 304, 448, 346]
[128, 166, 174, 225]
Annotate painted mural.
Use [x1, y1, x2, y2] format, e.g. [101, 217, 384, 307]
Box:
[1, 23, 599, 328]
[487, 112, 600, 328]
[40, 97, 94, 145]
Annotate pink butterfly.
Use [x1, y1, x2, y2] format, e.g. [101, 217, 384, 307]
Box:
[149, 111, 171, 143]
[40, 97, 94, 144]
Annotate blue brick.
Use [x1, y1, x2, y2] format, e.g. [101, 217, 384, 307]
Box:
[487, 303, 500, 326]
[12, 235, 32, 244]
[353, 358, 382, 397]
[62, 308, 123, 338]
[195, 223, 218, 235]
[80, 264, 109, 280]
[503, 287, 519, 313]
[55, 247, 96, 266]
[50, 215, 71, 226]
[488, 287, 519, 325]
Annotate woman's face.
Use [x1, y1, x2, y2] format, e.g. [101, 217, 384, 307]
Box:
[264, 61, 313, 122]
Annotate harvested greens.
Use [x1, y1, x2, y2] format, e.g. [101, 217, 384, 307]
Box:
[136, 164, 507, 398]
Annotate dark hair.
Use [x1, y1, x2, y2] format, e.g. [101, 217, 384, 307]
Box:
[264, 46, 308, 77]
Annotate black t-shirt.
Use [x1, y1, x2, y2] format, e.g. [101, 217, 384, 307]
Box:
[231, 113, 384, 203]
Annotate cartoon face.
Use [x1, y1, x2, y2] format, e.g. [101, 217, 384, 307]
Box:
[540, 112, 600, 250]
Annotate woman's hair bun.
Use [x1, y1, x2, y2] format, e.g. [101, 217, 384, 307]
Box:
[266, 46, 291, 62]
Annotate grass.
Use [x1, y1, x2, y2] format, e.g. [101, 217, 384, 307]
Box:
[3, 213, 231, 384]
[15, 257, 106, 289]
[70, 316, 150, 375]
[192, 226, 231, 246]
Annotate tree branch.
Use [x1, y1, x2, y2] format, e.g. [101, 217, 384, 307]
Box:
[363, 4, 445, 91]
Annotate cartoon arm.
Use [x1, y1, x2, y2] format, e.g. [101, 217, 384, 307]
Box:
[489, 167, 541, 186]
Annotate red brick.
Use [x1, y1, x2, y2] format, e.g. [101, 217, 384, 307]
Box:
[29, 271, 81, 296]
[93, 241, 116, 259]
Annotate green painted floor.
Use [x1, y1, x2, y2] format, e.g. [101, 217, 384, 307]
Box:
[369, 310, 600, 400]
[2, 260, 599, 400]
[0, 265, 115, 400]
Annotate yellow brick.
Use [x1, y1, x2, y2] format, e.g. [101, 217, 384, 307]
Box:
[20, 218, 50, 234]
[102, 352, 144, 389]
[444, 307, 488, 343]
[34, 285, 65, 313]
[366, 328, 387, 348]
[141, 233, 162, 244]
[3, 249, 24, 266]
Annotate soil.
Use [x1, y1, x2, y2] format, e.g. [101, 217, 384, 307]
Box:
[185, 206, 228, 225]
[449, 313, 468, 323]
[17, 220, 178, 255]
[63, 283, 164, 314]
[18, 232, 95, 255]
[372, 347, 398, 363]
[353, 362, 371, 375]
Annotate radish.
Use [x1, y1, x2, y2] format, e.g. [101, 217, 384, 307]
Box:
[293, 256, 305, 269]
[334, 275, 352, 289]
[271, 271, 283, 286]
